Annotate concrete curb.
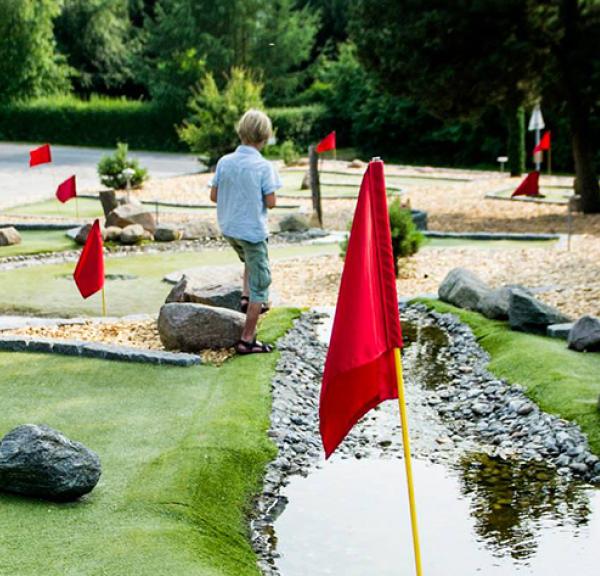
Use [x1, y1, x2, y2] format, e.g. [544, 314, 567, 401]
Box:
[424, 230, 560, 241]
[0, 336, 200, 367]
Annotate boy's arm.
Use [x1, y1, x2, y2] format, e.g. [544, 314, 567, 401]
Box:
[264, 192, 276, 209]
[210, 186, 218, 203]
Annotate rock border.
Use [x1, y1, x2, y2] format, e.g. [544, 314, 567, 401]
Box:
[0, 336, 200, 366]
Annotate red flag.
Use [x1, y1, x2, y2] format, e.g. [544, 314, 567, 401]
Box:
[73, 219, 105, 299]
[319, 160, 403, 458]
[56, 175, 77, 203]
[533, 131, 551, 154]
[512, 171, 541, 197]
[29, 144, 52, 167]
[316, 131, 336, 153]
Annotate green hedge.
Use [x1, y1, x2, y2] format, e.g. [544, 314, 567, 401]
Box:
[0, 96, 329, 153]
[0, 96, 185, 151]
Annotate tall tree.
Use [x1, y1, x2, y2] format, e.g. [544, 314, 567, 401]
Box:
[351, 0, 599, 211]
[0, 0, 70, 102]
[55, 0, 137, 95]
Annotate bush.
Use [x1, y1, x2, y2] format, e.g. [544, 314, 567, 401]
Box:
[268, 105, 330, 150]
[177, 68, 264, 167]
[0, 95, 185, 151]
[280, 140, 300, 166]
[97, 143, 148, 190]
[340, 198, 424, 277]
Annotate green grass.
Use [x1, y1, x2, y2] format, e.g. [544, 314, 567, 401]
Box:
[0, 308, 299, 576]
[0, 229, 78, 257]
[0, 243, 338, 317]
[422, 237, 558, 250]
[416, 299, 600, 455]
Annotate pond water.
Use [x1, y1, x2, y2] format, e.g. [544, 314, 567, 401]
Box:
[273, 316, 600, 575]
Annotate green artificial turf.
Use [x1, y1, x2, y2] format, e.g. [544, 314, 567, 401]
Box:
[0, 243, 337, 317]
[0, 308, 300, 576]
[416, 299, 600, 455]
[0, 229, 78, 257]
[4, 197, 104, 219]
[422, 237, 557, 250]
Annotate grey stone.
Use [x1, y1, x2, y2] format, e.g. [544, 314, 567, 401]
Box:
[508, 288, 571, 334]
[0, 424, 101, 501]
[106, 203, 156, 232]
[158, 303, 245, 351]
[0, 227, 22, 247]
[411, 209, 428, 231]
[120, 224, 145, 245]
[99, 190, 119, 217]
[567, 315, 600, 352]
[300, 170, 310, 190]
[547, 323, 575, 340]
[154, 225, 182, 242]
[75, 223, 104, 246]
[438, 268, 491, 311]
[181, 220, 220, 240]
[279, 214, 310, 233]
[104, 226, 123, 242]
[165, 275, 242, 311]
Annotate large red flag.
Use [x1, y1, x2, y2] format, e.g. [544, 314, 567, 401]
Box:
[316, 131, 336, 153]
[29, 144, 52, 167]
[56, 175, 77, 203]
[320, 160, 403, 458]
[533, 131, 551, 154]
[512, 171, 541, 197]
[73, 219, 104, 299]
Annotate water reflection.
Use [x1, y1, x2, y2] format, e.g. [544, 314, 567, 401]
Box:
[459, 453, 591, 561]
[401, 320, 449, 389]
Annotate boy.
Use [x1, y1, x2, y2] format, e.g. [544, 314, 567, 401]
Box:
[210, 109, 281, 354]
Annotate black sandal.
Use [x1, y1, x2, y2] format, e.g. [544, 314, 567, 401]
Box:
[236, 339, 273, 355]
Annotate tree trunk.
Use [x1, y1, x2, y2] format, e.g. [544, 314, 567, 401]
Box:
[558, 0, 600, 213]
[507, 106, 525, 176]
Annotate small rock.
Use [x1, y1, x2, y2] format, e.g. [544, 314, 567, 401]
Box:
[99, 190, 119, 217]
[104, 226, 123, 242]
[120, 224, 145, 245]
[279, 214, 309, 233]
[106, 203, 156, 232]
[567, 315, 600, 352]
[0, 424, 101, 501]
[347, 159, 365, 169]
[181, 220, 220, 240]
[154, 225, 182, 242]
[0, 227, 22, 247]
[300, 171, 310, 190]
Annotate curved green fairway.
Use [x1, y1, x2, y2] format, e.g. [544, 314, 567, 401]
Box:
[0, 308, 299, 576]
[0, 243, 337, 317]
[0, 229, 77, 257]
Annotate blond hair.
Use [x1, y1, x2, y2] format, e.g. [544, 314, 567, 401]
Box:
[236, 109, 273, 145]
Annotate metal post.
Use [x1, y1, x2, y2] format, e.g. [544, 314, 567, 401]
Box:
[535, 128, 541, 171]
[309, 145, 323, 228]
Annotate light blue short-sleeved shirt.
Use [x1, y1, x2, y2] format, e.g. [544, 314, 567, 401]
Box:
[212, 145, 282, 243]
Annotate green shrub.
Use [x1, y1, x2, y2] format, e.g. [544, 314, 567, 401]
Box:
[268, 105, 329, 149]
[340, 198, 424, 277]
[280, 140, 300, 166]
[177, 68, 264, 167]
[0, 95, 184, 151]
[97, 143, 148, 190]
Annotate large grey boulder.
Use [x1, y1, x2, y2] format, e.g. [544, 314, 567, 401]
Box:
[75, 223, 106, 245]
[181, 220, 220, 240]
[106, 203, 156, 232]
[154, 225, 182, 242]
[0, 227, 22, 246]
[0, 424, 101, 501]
[479, 284, 532, 320]
[568, 316, 600, 352]
[508, 288, 571, 334]
[166, 275, 242, 311]
[438, 268, 491, 311]
[120, 224, 145, 245]
[158, 303, 245, 351]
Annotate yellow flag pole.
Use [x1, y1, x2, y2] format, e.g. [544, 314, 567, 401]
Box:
[394, 347, 423, 576]
[101, 286, 107, 317]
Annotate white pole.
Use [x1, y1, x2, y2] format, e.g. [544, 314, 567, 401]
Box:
[535, 128, 541, 171]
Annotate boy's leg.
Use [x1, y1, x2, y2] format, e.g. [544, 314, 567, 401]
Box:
[243, 265, 250, 298]
[238, 239, 271, 349]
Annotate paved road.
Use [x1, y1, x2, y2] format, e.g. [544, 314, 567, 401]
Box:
[0, 142, 201, 209]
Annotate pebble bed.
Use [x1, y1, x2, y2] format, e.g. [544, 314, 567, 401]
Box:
[251, 305, 600, 575]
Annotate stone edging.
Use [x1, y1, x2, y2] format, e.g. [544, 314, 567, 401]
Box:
[424, 230, 561, 241]
[0, 336, 200, 366]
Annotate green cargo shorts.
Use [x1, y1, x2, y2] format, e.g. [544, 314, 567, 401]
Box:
[224, 236, 271, 303]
